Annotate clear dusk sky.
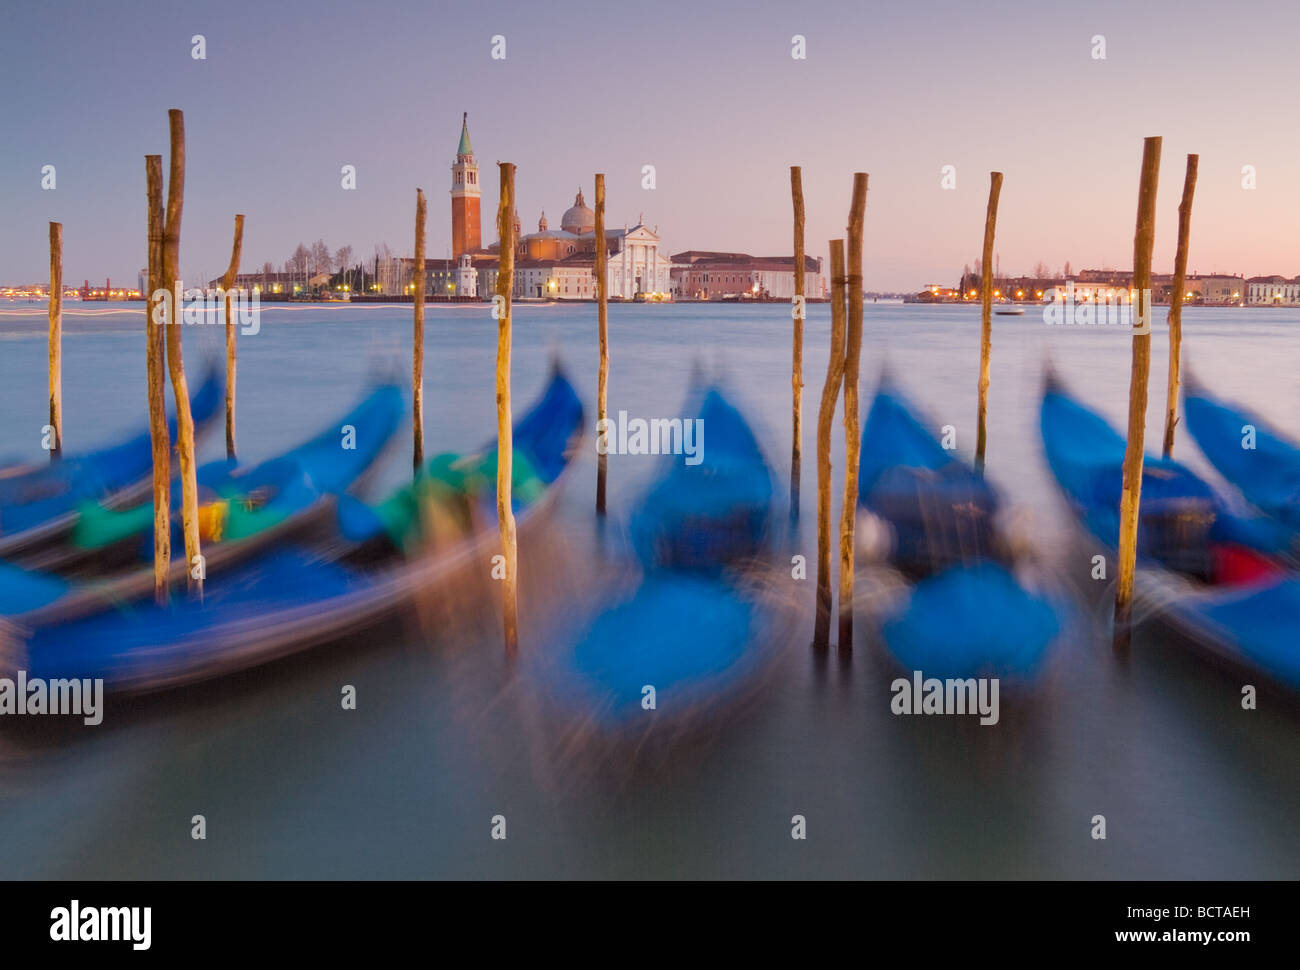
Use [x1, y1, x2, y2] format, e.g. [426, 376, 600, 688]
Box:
[2, 0, 1297, 291]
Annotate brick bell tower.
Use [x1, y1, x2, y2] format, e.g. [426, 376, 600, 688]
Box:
[450, 113, 481, 257]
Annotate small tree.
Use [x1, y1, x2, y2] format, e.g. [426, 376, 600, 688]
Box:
[310, 239, 331, 277]
[335, 245, 354, 289]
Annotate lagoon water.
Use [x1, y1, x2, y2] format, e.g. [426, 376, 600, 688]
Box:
[1, 300, 1297, 878]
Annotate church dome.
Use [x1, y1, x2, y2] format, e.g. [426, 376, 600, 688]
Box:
[560, 189, 595, 235]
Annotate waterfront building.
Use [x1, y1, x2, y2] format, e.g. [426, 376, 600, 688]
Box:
[1056, 280, 1136, 305]
[670, 251, 825, 300]
[1247, 275, 1300, 305]
[427, 253, 481, 299]
[453, 253, 478, 298]
[231, 271, 312, 296]
[476, 258, 502, 299]
[1186, 274, 1245, 305]
[1020, 270, 1245, 306]
[605, 222, 672, 298]
[512, 256, 596, 299]
[1074, 268, 1132, 286]
[506, 199, 671, 299]
[914, 284, 962, 302]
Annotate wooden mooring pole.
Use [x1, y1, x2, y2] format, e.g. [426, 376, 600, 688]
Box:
[1114, 136, 1162, 652]
[413, 189, 427, 472]
[145, 155, 170, 604]
[975, 171, 1003, 475]
[496, 162, 519, 655]
[790, 166, 805, 522]
[160, 108, 203, 598]
[221, 214, 245, 460]
[837, 173, 868, 652]
[1163, 154, 1198, 458]
[813, 239, 848, 650]
[47, 222, 63, 461]
[595, 173, 609, 516]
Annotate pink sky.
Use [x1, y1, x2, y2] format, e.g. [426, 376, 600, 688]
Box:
[2, 0, 1296, 290]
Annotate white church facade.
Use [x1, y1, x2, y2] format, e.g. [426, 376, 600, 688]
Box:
[604, 224, 672, 299]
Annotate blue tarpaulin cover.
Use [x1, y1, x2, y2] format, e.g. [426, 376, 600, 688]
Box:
[863, 382, 1058, 679]
[550, 384, 776, 726]
[1185, 385, 1300, 536]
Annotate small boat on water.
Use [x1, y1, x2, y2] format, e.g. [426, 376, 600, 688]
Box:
[1183, 377, 1300, 541]
[1039, 372, 1300, 691]
[0, 368, 222, 560]
[535, 382, 789, 733]
[856, 380, 1059, 680]
[2, 368, 584, 695]
[994, 307, 1025, 316]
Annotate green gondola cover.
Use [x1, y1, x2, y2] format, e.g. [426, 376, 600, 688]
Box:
[372, 449, 545, 552]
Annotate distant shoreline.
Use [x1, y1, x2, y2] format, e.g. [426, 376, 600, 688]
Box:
[0, 297, 1288, 310]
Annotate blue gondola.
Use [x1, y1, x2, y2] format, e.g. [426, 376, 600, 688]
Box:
[3, 369, 584, 694]
[858, 380, 1059, 680]
[66, 381, 404, 562]
[1039, 373, 1300, 690]
[538, 383, 782, 730]
[0, 367, 222, 559]
[1183, 377, 1300, 540]
[8, 381, 404, 617]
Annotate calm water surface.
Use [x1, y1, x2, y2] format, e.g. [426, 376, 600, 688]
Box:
[0, 300, 1297, 878]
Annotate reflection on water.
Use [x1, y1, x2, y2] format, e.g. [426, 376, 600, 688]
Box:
[0, 302, 1298, 878]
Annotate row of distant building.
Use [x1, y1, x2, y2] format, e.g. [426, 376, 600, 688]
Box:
[16, 267, 1297, 307]
[916, 269, 1300, 306]
[6, 114, 1295, 307]
[235, 114, 826, 304]
[218, 244, 825, 304]
[0, 281, 142, 300]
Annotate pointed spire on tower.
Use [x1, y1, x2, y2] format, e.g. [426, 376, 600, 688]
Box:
[457, 112, 473, 158]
